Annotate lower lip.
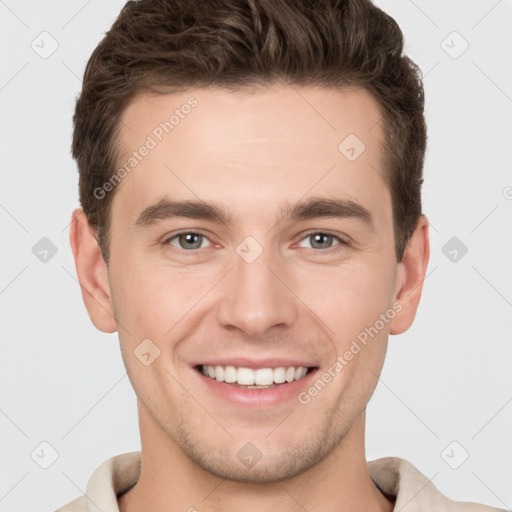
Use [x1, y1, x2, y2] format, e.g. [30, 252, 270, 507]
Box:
[194, 368, 317, 408]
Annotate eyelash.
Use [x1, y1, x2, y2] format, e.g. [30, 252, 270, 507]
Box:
[162, 230, 348, 254]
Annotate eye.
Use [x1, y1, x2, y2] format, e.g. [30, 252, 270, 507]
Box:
[165, 231, 212, 250]
[297, 232, 345, 251]
[163, 230, 346, 253]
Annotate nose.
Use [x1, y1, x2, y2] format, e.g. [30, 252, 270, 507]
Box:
[216, 247, 298, 338]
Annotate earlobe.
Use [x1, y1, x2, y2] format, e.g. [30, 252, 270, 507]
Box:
[389, 214, 430, 335]
[69, 208, 117, 333]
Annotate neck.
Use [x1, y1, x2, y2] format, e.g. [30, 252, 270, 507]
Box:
[118, 402, 395, 512]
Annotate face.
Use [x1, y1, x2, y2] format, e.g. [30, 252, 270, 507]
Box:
[82, 85, 417, 482]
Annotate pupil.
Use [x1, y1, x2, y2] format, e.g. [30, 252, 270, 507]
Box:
[313, 233, 331, 248]
[181, 233, 201, 249]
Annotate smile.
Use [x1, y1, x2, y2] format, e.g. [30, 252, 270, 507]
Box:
[197, 364, 314, 389]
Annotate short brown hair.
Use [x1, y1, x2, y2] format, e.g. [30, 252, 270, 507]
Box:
[72, 0, 427, 265]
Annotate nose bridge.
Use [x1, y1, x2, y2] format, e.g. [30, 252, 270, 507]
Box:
[216, 242, 298, 336]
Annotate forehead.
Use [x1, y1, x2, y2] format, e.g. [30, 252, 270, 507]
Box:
[112, 85, 390, 226]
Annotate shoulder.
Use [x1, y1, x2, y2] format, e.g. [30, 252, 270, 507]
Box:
[54, 451, 141, 512]
[55, 495, 88, 512]
[368, 456, 507, 512]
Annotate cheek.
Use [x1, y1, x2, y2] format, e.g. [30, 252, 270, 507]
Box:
[295, 258, 395, 340]
[111, 262, 212, 341]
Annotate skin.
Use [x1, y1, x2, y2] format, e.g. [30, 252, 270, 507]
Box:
[70, 85, 430, 512]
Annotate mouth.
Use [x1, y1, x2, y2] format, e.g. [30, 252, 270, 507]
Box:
[194, 364, 317, 389]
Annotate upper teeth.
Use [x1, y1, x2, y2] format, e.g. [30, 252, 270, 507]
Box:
[201, 365, 308, 386]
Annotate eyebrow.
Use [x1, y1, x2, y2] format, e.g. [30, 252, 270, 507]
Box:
[134, 196, 374, 229]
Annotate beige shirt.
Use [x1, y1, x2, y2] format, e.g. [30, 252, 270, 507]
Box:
[56, 451, 506, 512]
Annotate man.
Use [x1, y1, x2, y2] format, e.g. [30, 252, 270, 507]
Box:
[58, 0, 505, 510]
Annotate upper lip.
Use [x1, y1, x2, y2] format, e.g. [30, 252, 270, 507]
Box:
[192, 357, 318, 369]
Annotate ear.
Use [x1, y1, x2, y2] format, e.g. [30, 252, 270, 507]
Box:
[69, 208, 117, 333]
[389, 214, 430, 335]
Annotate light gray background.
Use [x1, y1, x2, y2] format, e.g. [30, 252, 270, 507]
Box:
[1, 1, 511, 511]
